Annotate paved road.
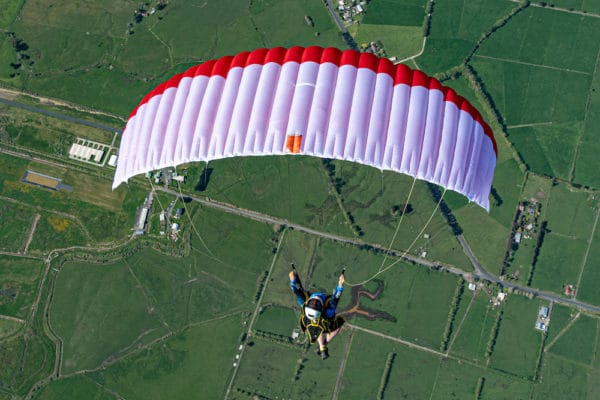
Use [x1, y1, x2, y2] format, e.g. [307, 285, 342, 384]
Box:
[0, 97, 120, 133]
[3, 90, 599, 315]
[323, 0, 347, 34]
[159, 187, 600, 314]
[457, 234, 600, 313]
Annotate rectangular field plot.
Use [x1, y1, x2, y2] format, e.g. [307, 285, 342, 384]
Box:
[340, 330, 440, 399]
[476, 7, 600, 72]
[340, 263, 460, 350]
[233, 337, 339, 399]
[489, 296, 543, 379]
[531, 233, 587, 294]
[532, 353, 592, 400]
[448, 290, 500, 362]
[254, 305, 298, 338]
[546, 313, 598, 366]
[479, 369, 533, 400]
[572, 207, 600, 305]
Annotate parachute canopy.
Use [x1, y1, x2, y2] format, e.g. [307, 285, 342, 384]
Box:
[113, 46, 497, 210]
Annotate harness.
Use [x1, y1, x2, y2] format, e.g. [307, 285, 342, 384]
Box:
[300, 297, 331, 343]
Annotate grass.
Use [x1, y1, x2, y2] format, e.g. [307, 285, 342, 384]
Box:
[0, 318, 23, 339]
[449, 289, 499, 362]
[4, 0, 345, 115]
[429, 357, 482, 399]
[362, 0, 425, 26]
[33, 375, 116, 400]
[0, 329, 55, 396]
[345, 262, 460, 350]
[356, 24, 423, 59]
[532, 353, 590, 400]
[0, 255, 44, 320]
[548, 313, 598, 366]
[479, 368, 533, 400]
[489, 295, 543, 379]
[577, 215, 600, 305]
[544, 182, 597, 238]
[477, 7, 600, 72]
[0, 200, 34, 253]
[417, 0, 517, 72]
[233, 336, 339, 399]
[0, 153, 139, 243]
[544, 303, 576, 345]
[471, 6, 600, 189]
[531, 233, 587, 294]
[575, 60, 600, 187]
[260, 229, 319, 307]
[254, 305, 298, 337]
[49, 259, 168, 374]
[89, 315, 244, 400]
[190, 156, 344, 233]
[28, 211, 88, 252]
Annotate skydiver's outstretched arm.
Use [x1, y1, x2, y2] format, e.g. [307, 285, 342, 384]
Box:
[329, 272, 345, 310]
[289, 270, 308, 307]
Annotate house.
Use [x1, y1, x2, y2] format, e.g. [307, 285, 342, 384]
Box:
[539, 306, 549, 319]
[535, 321, 547, 332]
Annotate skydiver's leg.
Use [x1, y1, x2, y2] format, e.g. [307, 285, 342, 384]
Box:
[325, 315, 345, 343]
[326, 327, 341, 343]
[316, 334, 329, 359]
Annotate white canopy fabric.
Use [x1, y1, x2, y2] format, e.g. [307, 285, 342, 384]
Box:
[113, 46, 497, 210]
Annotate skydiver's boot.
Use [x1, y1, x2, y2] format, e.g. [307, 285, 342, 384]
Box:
[318, 345, 329, 360]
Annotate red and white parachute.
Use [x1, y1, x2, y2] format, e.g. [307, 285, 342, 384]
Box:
[113, 46, 497, 210]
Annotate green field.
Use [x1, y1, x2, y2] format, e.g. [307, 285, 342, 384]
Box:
[448, 289, 500, 362]
[1, 0, 600, 399]
[489, 295, 543, 379]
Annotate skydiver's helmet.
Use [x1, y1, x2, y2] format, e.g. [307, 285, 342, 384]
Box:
[304, 295, 324, 321]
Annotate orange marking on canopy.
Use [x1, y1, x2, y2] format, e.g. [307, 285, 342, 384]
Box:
[285, 134, 302, 153]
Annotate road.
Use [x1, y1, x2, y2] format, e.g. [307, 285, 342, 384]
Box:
[457, 234, 600, 313]
[159, 187, 600, 315]
[3, 88, 599, 315]
[0, 96, 121, 133]
[323, 0, 347, 34]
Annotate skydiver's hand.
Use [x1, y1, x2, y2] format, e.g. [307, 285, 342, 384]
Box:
[289, 271, 297, 281]
[338, 274, 345, 287]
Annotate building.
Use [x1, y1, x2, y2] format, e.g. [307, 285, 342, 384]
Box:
[108, 154, 118, 167]
[535, 321, 547, 332]
[134, 207, 149, 235]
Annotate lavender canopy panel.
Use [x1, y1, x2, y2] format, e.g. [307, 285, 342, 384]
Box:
[113, 46, 497, 210]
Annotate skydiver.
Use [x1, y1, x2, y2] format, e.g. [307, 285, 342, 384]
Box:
[289, 267, 345, 360]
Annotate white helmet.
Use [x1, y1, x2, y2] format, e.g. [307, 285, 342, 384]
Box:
[304, 296, 323, 321]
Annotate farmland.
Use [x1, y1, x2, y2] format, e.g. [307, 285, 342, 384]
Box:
[0, 0, 599, 399]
